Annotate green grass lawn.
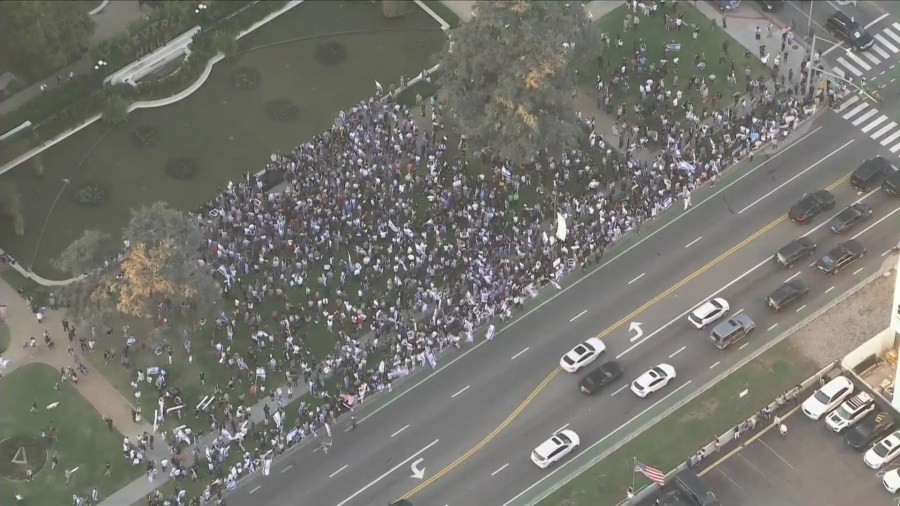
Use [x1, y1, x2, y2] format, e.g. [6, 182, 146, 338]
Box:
[0, 363, 142, 505]
[578, 3, 767, 122]
[0, 322, 9, 354]
[540, 340, 817, 506]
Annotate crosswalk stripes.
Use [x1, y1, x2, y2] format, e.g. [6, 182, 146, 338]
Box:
[838, 95, 900, 157]
[829, 23, 900, 80]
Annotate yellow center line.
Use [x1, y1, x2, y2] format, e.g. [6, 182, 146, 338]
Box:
[397, 173, 850, 501]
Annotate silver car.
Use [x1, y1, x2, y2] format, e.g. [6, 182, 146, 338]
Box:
[710, 314, 756, 349]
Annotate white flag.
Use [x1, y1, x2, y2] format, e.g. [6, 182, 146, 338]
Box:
[262, 457, 273, 476]
[555, 213, 568, 241]
[485, 324, 496, 340]
[426, 351, 437, 369]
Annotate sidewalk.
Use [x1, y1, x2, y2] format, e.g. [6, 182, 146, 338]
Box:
[0, 0, 146, 118]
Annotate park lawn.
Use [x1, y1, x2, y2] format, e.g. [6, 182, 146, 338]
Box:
[0, 363, 142, 506]
[0, 266, 52, 309]
[578, 3, 767, 121]
[0, 322, 8, 354]
[539, 339, 817, 506]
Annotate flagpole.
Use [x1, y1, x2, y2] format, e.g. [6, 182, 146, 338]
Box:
[631, 457, 636, 491]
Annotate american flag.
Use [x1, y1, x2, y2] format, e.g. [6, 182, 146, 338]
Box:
[634, 460, 666, 486]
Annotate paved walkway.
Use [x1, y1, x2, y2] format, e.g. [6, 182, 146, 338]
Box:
[0, 0, 146, 117]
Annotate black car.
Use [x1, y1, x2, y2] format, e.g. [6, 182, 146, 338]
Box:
[816, 240, 866, 274]
[884, 168, 900, 196]
[829, 203, 873, 233]
[788, 190, 836, 224]
[826, 11, 875, 51]
[852, 157, 893, 192]
[757, 0, 784, 11]
[766, 279, 809, 311]
[774, 237, 817, 268]
[845, 411, 896, 451]
[579, 361, 624, 394]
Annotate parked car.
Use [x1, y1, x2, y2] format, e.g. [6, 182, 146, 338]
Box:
[578, 361, 624, 395]
[884, 468, 900, 493]
[788, 190, 835, 223]
[631, 364, 676, 398]
[709, 314, 756, 350]
[766, 279, 809, 312]
[826, 11, 875, 51]
[773, 237, 817, 268]
[845, 411, 896, 451]
[802, 375, 853, 420]
[828, 203, 872, 233]
[559, 337, 606, 373]
[865, 430, 900, 469]
[825, 391, 874, 432]
[816, 240, 866, 275]
[851, 156, 892, 192]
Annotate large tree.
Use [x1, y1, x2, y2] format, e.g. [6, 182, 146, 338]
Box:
[52, 229, 112, 276]
[0, 1, 95, 78]
[438, 1, 592, 165]
[63, 202, 221, 332]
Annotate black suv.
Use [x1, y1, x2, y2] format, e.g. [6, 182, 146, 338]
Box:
[829, 203, 872, 233]
[884, 168, 900, 196]
[826, 11, 875, 51]
[774, 237, 817, 268]
[816, 240, 866, 274]
[788, 190, 835, 224]
[845, 411, 896, 451]
[851, 157, 893, 192]
[766, 279, 809, 311]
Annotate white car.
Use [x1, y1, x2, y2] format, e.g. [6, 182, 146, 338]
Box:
[865, 430, 900, 469]
[884, 468, 900, 493]
[630, 364, 676, 398]
[559, 337, 606, 373]
[801, 376, 854, 420]
[687, 298, 730, 329]
[531, 430, 580, 468]
[825, 391, 874, 433]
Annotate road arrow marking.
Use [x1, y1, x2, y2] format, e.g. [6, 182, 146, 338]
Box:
[836, 0, 857, 6]
[410, 458, 425, 479]
[628, 322, 644, 342]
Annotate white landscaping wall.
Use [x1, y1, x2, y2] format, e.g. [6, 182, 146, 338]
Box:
[841, 327, 897, 371]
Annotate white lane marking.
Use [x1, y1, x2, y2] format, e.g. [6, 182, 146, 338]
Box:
[685, 236, 703, 248]
[843, 50, 873, 72]
[880, 130, 900, 147]
[491, 463, 510, 477]
[870, 44, 889, 60]
[836, 94, 860, 113]
[329, 465, 348, 478]
[281, 464, 293, 473]
[883, 249, 894, 257]
[870, 121, 897, 140]
[738, 140, 854, 214]
[502, 381, 693, 506]
[554, 423, 570, 434]
[570, 310, 588, 322]
[784, 271, 800, 283]
[853, 267, 864, 275]
[861, 115, 888, 133]
[851, 108, 879, 127]
[866, 13, 889, 29]
[335, 439, 439, 506]
[852, 205, 900, 240]
[610, 385, 629, 397]
[709, 361, 721, 370]
[511, 347, 530, 360]
[717, 468, 746, 492]
[795, 305, 807, 313]
[617, 192, 885, 359]
[739, 342, 750, 350]
[767, 323, 778, 332]
[733, 308, 744, 316]
[875, 33, 899, 53]
[628, 273, 646, 285]
[885, 26, 900, 45]
[808, 261, 817, 267]
[391, 425, 410, 438]
[842, 102, 869, 120]
[451, 385, 470, 398]
[825, 286, 835, 294]
[250, 486, 261, 494]
[669, 346, 687, 359]
[349, 127, 824, 428]
[761, 440, 796, 469]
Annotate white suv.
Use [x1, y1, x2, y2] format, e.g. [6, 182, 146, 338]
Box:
[531, 430, 580, 469]
[825, 391, 874, 432]
[687, 298, 729, 329]
[802, 376, 854, 420]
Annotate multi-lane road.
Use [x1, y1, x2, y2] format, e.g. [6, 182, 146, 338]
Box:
[225, 107, 900, 506]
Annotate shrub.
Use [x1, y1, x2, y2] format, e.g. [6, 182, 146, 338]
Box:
[264, 99, 299, 122]
[73, 183, 107, 206]
[211, 30, 239, 59]
[164, 156, 200, 180]
[230, 66, 261, 90]
[130, 125, 161, 148]
[102, 94, 129, 124]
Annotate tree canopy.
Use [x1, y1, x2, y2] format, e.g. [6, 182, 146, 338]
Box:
[62, 202, 221, 332]
[52, 229, 112, 276]
[438, 0, 592, 165]
[0, 1, 95, 78]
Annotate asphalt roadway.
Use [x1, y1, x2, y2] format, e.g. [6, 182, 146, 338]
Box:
[228, 111, 900, 506]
